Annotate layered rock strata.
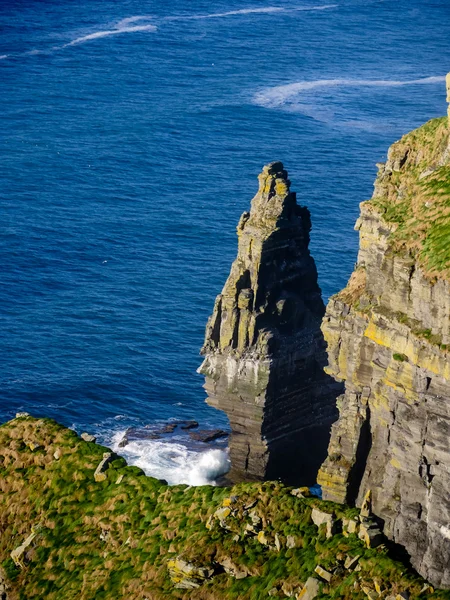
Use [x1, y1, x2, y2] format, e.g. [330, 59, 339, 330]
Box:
[199, 162, 340, 484]
[318, 83, 450, 588]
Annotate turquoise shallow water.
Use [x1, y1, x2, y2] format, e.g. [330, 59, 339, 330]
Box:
[1, 0, 449, 481]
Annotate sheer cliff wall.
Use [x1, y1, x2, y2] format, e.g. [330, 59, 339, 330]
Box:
[199, 162, 340, 484]
[318, 88, 450, 589]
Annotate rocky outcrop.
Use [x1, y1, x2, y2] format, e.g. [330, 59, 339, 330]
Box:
[167, 557, 214, 589]
[318, 81, 450, 588]
[93, 451, 116, 482]
[199, 162, 340, 484]
[10, 526, 41, 569]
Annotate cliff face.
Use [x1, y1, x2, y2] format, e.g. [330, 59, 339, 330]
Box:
[318, 104, 450, 588]
[199, 162, 340, 484]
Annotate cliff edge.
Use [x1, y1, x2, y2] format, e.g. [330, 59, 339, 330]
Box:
[318, 78, 450, 588]
[1, 415, 448, 599]
[199, 162, 340, 484]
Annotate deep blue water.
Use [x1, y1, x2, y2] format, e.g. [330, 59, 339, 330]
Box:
[1, 0, 449, 481]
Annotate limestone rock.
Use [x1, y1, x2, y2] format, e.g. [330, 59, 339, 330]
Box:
[94, 452, 115, 482]
[257, 530, 269, 546]
[286, 535, 296, 549]
[342, 517, 359, 537]
[318, 98, 450, 588]
[214, 506, 231, 527]
[314, 566, 332, 582]
[24, 440, 41, 452]
[274, 533, 281, 552]
[291, 487, 311, 498]
[219, 557, 249, 579]
[296, 577, 320, 600]
[81, 432, 96, 443]
[362, 586, 378, 600]
[360, 489, 372, 517]
[248, 510, 261, 528]
[198, 162, 340, 484]
[167, 557, 214, 589]
[311, 507, 337, 538]
[344, 554, 360, 570]
[11, 525, 41, 569]
[358, 519, 383, 549]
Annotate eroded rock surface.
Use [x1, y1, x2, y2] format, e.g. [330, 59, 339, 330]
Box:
[318, 93, 450, 588]
[199, 161, 340, 484]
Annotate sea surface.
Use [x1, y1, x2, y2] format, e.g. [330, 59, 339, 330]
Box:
[1, 0, 449, 484]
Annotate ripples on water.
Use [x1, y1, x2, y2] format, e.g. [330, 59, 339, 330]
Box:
[1, 0, 448, 482]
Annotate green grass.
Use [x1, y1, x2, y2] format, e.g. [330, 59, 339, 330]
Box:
[0, 416, 449, 600]
[368, 117, 450, 277]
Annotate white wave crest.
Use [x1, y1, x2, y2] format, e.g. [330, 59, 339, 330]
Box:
[292, 4, 338, 11]
[111, 431, 230, 486]
[165, 5, 336, 21]
[254, 76, 446, 108]
[66, 22, 157, 47]
[115, 16, 154, 28]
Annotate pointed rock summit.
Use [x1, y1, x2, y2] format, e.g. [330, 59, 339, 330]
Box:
[199, 162, 340, 484]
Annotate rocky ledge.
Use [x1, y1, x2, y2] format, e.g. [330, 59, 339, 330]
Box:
[198, 161, 340, 484]
[318, 79, 450, 589]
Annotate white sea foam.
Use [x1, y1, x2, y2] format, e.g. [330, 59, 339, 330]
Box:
[0, 55, 9, 60]
[254, 76, 446, 109]
[111, 430, 230, 486]
[115, 16, 154, 28]
[291, 4, 337, 11]
[166, 5, 336, 21]
[66, 22, 157, 47]
[24, 49, 46, 56]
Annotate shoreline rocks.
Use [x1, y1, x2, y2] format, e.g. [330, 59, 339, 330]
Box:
[117, 420, 224, 449]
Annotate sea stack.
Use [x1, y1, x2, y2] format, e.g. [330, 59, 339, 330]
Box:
[318, 79, 450, 588]
[198, 162, 340, 484]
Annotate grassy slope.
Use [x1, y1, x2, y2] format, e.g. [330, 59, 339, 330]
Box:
[1, 417, 449, 600]
[368, 116, 450, 278]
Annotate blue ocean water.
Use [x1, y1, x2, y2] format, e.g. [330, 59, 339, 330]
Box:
[1, 0, 449, 482]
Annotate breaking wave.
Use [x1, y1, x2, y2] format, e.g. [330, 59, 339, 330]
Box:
[253, 76, 446, 109]
[111, 430, 230, 486]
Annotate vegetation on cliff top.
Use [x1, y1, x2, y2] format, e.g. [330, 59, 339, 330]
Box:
[0, 416, 448, 599]
[368, 116, 450, 278]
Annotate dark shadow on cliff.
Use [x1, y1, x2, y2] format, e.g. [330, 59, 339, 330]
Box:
[347, 405, 372, 505]
[261, 324, 343, 487]
[253, 221, 344, 485]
